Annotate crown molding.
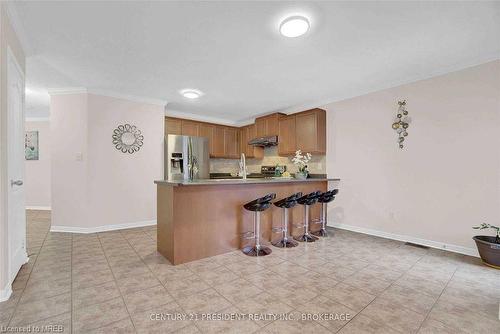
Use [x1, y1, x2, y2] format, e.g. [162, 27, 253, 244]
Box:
[165, 109, 240, 127]
[48, 88, 168, 107]
[47, 87, 88, 95]
[87, 89, 167, 107]
[4, 2, 33, 55]
[26, 117, 50, 122]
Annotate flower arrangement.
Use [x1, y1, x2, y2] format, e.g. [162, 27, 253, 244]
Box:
[292, 150, 312, 178]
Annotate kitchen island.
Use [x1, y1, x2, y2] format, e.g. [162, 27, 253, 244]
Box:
[155, 177, 339, 264]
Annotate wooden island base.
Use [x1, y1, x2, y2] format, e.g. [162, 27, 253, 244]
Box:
[156, 180, 329, 265]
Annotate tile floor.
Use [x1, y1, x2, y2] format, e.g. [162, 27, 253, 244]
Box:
[1, 210, 499, 333]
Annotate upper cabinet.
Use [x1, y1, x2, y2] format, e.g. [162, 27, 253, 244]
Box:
[278, 114, 297, 156]
[240, 124, 264, 159]
[165, 117, 240, 159]
[165, 108, 325, 159]
[212, 126, 239, 159]
[212, 126, 226, 158]
[254, 113, 284, 138]
[199, 123, 215, 155]
[294, 108, 326, 154]
[181, 120, 200, 136]
[223, 127, 239, 159]
[165, 118, 182, 135]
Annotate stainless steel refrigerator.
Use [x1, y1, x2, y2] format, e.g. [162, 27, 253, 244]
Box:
[165, 135, 210, 181]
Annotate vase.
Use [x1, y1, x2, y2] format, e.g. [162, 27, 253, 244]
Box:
[295, 172, 308, 179]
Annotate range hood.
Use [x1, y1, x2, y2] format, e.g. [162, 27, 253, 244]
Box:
[248, 136, 278, 147]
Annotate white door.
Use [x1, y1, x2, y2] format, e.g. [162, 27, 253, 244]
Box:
[7, 47, 27, 284]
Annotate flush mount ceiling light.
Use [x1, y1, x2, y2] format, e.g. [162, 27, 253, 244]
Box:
[180, 89, 203, 99]
[279, 15, 310, 37]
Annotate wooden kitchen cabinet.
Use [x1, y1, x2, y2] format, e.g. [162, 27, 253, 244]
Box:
[212, 126, 226, 158]
[165, 117, 182, 135]
[255, 113, 284, 138]
[278, 115, 297, 156]
[181, 120, 200, 137]
[164, 108, 326, 160]
[240, 125, 263, 159]
[224, 127, 239, 158]
[295, 108, 326, 154]
[199, 123, 215, 155]
[255, 118, 266, 138]
[212, 126, 239, 159]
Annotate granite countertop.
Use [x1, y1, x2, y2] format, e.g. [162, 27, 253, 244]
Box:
[154, 177, 340, 186]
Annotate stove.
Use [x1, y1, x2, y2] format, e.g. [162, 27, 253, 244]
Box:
[210, 165, 287, 179]
[260, 165, 287, 177]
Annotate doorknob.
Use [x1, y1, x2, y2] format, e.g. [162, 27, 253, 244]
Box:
[11, 180, 23, 186]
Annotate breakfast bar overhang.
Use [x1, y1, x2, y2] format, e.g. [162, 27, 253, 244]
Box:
[155, 178, 339, 265]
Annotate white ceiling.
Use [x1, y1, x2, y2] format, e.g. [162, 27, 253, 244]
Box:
[11, 1, 500, 123]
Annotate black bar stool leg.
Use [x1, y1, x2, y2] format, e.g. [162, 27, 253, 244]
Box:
[294, 204, 319, 242]
[242, 211, 272, 256]
[312, 202, 328, 237]
[272, 208, 299, 248]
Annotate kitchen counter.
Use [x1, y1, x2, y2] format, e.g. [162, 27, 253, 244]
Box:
[154, 177, 339, 186]
[156, 177, 338, 264]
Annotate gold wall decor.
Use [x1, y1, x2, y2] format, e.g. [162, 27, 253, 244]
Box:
[391, 100, 410, 149]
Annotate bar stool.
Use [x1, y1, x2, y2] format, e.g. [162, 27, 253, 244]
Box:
[242, 193, 276, 256]
[271, 192, 302, 248]
[312, 189, 338, 237]
[294, 191, 322, 242]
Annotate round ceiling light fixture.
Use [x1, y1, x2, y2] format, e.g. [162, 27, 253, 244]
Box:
[180, 89, 203, 99]
[279, 15, 310, 37]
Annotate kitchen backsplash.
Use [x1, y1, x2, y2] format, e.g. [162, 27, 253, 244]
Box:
[210, 146, 326, 174]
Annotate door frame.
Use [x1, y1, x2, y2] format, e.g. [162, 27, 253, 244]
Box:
[6, 45, 28, 290]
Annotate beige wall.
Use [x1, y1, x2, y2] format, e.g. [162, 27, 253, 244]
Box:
[50, 93, 164, 231]
[0, 3, 26, 298]
[86, 94, 163, 228]
[50, 93, 89, 230]
[25, 120, 51, 209]
[324, 60, 500, 256]
[210, 146, 327, 175]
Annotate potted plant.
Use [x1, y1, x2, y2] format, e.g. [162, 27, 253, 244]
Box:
[472, 223, 500, 269]
[292, 150, 312, 179]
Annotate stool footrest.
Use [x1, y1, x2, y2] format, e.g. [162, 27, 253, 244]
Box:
[241, 231, 255, 240]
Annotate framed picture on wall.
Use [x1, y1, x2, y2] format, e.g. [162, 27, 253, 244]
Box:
[25, 130, 39, 160]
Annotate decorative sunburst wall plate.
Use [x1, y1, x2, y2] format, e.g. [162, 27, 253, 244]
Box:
[112, 124, 144, 154]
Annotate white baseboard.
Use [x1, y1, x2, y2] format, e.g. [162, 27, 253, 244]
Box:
[329, 221, 479, 257]
[50, 220, 156, 234]
[0, 284, 13, 303]
[26, 206, 51, 210]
